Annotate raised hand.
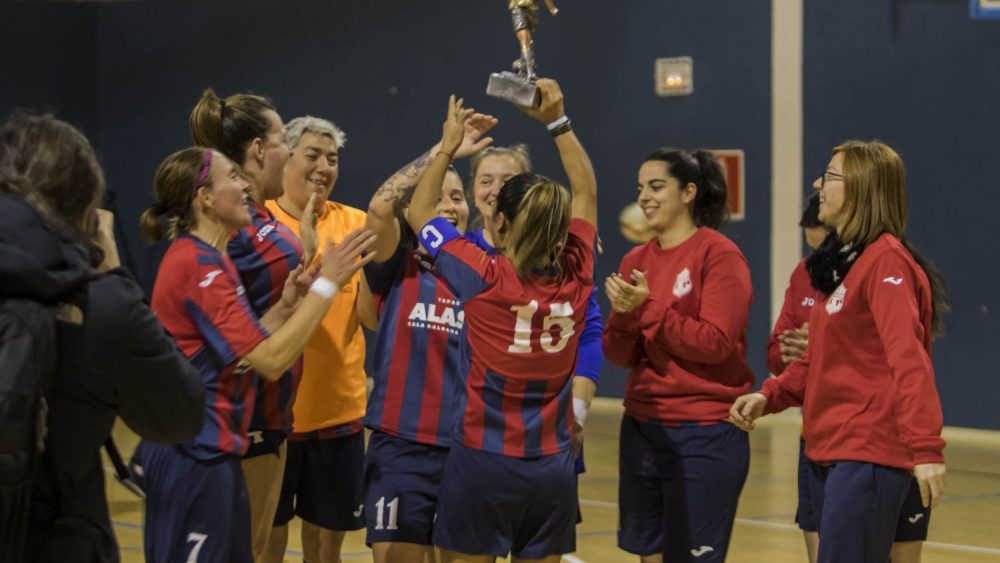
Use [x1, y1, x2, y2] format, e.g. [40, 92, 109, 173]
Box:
[317, 229, 378, 287]
[440, 96, 474, 158]
[520, 78, 565, 123]
[300, 192, 320, 266]
[453, 112, 499, 159]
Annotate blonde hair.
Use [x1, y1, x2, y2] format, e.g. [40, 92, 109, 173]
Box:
[497, 174, 571, 277]
[832, 139, 950, 337]
[834, 140, 907, 247]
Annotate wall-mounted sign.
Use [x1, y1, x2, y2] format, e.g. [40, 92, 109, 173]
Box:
[711, 149, 745, 221]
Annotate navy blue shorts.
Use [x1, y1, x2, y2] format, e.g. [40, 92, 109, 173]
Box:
[807, 460, 913, 562]
[243, 429, 286, 459]
[133, 441, 252, 563]
[795, 439, 819, 532]
[364, 431, 448, 546]
[273, 431, 365, 530]
[618, 417, 749, 561]
[895, 476, 932, 542]
[432, 442, 577, 559]
[797, 443, 930, 541]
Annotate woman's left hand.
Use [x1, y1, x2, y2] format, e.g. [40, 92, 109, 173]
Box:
[453, 113, 498, 159]
[605, 269, 649, 313]
[440, 96, 474, 158]
[913, 463, 947, 508]
[300, 192, 320, 267]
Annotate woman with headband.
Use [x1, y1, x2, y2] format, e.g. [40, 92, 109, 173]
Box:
[134, 147, 374, 562]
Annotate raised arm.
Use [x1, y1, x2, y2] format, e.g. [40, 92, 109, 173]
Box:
[406, 96, 473, 234]
[243, 229, 376, 380]
[520, 79, 597, 226]
[368, 114, 496, 262]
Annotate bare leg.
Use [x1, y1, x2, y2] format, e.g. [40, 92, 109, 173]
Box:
[803, 531, 819, 563]
[890, 541, 924, 563]
[261, 524, 289, 563]
[372, 542, 434, 563]
[436, 547, 494, 563]
[512, 555, 562, 563]
[242, 443, 287, 562]
[302, 520, 348, 563]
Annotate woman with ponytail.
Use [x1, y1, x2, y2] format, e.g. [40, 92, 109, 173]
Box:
[405, 80, 597, 563]
[188, 89, 322, 562]
[135, 147, 374, 563]
[603, 148, 754, 562]
[730, 140, 948, 563]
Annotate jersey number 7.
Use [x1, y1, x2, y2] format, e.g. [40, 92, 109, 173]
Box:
[508, 300, 575, 354]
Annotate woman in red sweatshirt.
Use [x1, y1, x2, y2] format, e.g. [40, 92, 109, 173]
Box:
[604, 148, 754, 563]
[732, 140, 948, 563]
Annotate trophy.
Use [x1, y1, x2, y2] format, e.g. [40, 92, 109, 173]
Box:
[487, 0, 559, 108]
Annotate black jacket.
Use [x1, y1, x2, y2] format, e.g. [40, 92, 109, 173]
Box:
[0, 193, 204, 562]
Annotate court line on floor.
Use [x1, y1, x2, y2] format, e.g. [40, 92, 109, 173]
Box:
[578, 499, 1000, 555]
[112, 498, 1000, 558]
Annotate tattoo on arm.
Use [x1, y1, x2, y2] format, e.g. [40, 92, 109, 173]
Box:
[374, 150, 434, 214]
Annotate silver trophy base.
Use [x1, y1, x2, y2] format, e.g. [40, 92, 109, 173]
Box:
[486, 72, 540, 108]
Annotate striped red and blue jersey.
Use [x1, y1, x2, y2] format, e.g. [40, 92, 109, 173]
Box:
[151, 235, 270, 460]
[228, 201, 303, 435]
[467, 227, 604, 383]
[363, 245, 469, 447]
[419, 217, 597, 458]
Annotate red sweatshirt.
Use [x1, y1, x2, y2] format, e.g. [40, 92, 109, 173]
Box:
[603, 228, 755, 424]
[761, 234, 946, 470]
[767, 259, 821, 375]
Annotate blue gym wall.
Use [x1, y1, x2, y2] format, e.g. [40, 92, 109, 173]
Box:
[803, 0, 1000, 429]
[0, 3, 99, 138]
[57, 1, 1000, 428]
[88, 0, 774, 398]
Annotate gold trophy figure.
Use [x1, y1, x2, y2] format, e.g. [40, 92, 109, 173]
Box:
[487, 0, 560, 108]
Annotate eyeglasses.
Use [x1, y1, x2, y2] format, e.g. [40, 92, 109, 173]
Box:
[820, 171, 843, 188]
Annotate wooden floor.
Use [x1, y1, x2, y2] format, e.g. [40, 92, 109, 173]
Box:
[106, 400, 1000, 562]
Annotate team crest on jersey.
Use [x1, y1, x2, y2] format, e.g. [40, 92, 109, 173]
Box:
[826, 284, 846, 315]
[673, 268, 693, 298]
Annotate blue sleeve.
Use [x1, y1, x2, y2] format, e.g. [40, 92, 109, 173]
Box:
[574, 287, 604, 382]
[420, 217, 495, 301]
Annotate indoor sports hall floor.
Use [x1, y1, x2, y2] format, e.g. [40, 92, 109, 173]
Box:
[105, 400, 1000, 562]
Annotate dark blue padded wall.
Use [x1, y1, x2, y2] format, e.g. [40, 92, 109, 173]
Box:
[2, 0, 772, 401]
[804, 0, 1000, 429]
[0, 4, 99, 138]
[92, 0, 774, 396]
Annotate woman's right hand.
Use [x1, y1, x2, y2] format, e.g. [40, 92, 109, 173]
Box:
[317, 229, 378, 288]
[520, 78, 565, 125]
[440, 95, 474, 158]
[728, 392, 768, 432]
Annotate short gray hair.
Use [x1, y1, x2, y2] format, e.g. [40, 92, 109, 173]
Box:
[284, 115, 347, 151]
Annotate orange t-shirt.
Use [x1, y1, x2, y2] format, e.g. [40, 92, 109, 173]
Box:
[266, 199, 368, 433]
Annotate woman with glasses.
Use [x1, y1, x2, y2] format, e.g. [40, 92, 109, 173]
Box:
[731, 140, 948, 563]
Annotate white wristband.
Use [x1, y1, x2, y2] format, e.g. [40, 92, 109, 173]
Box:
[546, 115, 570, 131]
[573, 397, 589, 428]
[308, 277, 338, 300]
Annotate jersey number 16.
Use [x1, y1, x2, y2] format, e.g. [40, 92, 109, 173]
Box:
[508, 300, 575, 354]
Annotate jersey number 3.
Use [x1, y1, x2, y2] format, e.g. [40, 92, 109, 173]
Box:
[508, 300, 575, 354]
